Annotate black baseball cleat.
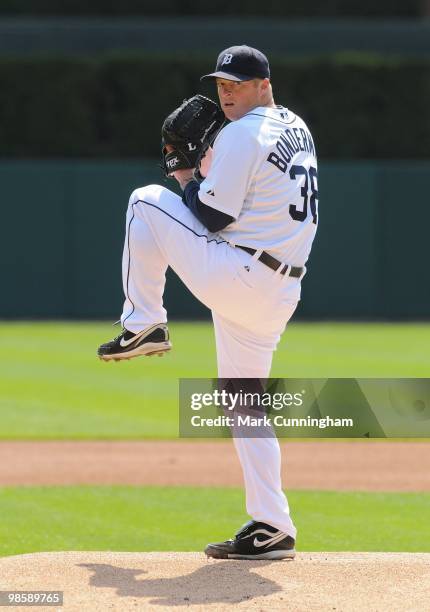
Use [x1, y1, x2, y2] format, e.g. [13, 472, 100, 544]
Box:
[204, 520, 296, 560]
[97, 323, 171, 361]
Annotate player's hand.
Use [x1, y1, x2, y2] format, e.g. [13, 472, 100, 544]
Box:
[199, 146, 213, 179]
[164, 145, 194, 187]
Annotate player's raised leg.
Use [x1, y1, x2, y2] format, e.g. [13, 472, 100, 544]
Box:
[97, 183, 253, 361]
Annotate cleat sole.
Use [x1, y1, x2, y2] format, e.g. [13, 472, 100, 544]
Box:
[98, 344, 171, 362]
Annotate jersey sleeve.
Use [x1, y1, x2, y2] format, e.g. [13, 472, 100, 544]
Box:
[198, 122, 258, 219]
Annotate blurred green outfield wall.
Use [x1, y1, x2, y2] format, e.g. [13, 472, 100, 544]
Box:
[1, 159, 429, 320]
[1, 18, 429, 57]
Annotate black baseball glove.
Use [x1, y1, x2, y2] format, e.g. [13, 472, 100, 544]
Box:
[161, 94, 225, 177]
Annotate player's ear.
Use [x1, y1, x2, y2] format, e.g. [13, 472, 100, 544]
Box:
[261, 78, 270, 91]
[255, 78, 267, 94]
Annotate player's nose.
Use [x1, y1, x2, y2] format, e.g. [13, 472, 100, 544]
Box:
[219, 83, 233, 95]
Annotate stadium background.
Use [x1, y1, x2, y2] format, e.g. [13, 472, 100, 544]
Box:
[1, 0, 430, 319]
[0, 3, 429, 607]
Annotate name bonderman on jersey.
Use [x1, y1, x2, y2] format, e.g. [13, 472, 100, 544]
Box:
[191, 415, 354, 429]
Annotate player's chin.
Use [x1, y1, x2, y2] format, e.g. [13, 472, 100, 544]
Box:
[224, 106, 247, 121]
[222, 105, 238, 120]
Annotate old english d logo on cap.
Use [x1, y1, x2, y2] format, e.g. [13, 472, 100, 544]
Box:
[201, 45, 270, 82]
[221, 53, 233, 66]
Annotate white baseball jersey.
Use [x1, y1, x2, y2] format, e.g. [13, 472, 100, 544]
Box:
[198, 106, 318, 267]
[117, 107, 317, 543]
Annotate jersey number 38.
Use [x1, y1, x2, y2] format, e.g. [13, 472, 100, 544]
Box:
[289, 165, 318, 225]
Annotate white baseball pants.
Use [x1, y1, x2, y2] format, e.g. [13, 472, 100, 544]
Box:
[121, 184, 301, 538]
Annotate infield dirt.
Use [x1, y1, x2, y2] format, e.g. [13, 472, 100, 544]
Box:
[0, 440, 429, 491]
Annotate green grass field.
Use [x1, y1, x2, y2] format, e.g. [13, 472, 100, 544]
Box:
[0, 321, 429, 557]
[0, 486, 429, 558]
[0, 321, 429, 439]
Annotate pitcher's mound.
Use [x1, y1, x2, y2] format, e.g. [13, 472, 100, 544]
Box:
[1, 551, 429, 611]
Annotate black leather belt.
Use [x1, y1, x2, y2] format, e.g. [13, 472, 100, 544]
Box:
[236, 245, 303, 278]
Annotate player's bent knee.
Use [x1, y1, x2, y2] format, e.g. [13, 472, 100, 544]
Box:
[130, 184, 165, 205]
[130, 184, 180, 207]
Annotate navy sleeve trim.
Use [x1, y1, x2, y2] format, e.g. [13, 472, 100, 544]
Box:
[182, 180, 234, 233]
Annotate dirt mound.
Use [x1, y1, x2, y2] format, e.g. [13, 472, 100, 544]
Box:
[1, 551, 429, 611]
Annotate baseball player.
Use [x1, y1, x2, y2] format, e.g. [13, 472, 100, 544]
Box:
[98, 45, 318, 560]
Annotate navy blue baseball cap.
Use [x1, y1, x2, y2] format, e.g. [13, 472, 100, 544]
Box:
[201, 45, 270, 82]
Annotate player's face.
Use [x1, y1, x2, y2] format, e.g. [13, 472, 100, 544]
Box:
[216, 78, 265, 120]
